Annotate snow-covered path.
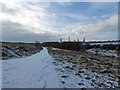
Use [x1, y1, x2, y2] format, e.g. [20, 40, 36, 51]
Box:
[2, 48, 118, 88]
[2, 48, 62, 88]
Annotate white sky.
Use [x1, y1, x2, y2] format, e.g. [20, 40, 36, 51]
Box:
[1, 0, 119, 42]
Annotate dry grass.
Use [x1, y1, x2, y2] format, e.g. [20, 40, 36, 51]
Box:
[48, 47, 118, 79]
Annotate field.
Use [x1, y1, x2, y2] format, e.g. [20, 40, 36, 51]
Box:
[1, 41, 119, 88]
[2, 42, 35, 47]
[1, 42, 42, 60]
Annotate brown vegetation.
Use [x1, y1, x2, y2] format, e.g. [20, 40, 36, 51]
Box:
[48, 47, 118, 81]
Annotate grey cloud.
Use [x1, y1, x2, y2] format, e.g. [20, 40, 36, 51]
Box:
[2, 21, 58, 42]
[1, 3, 17, 15]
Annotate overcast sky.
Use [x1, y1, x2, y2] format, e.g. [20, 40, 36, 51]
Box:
[1, 0, 118, 42]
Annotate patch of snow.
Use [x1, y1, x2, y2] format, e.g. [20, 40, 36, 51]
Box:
[87, 48, 118, 57]
[0, 46, 40, 60]
[52, 58, 118, 88]
[90, 42, 120, 45]
[51, 48, 63, 51]
[1, 47, 20, 57]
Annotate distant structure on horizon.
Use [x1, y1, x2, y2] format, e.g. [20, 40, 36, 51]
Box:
[82, 38, 86, 45]
[60, 38, 62, 43]
[59, 37, 87, 44]
[68, 37, 70, 42]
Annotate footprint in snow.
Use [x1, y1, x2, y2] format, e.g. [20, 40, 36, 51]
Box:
[61, 75, 69, 78]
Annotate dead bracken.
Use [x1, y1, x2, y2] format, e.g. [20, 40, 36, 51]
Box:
[48, 47, 118, 77]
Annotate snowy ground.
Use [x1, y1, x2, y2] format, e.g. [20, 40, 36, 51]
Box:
[2, 48, 62, 88]
[90, 42, 120, 45]
[2, 48, 118, 88]
[87, 48, 118, 57]
[52, 57, 118, 88]
[0, 46, 41, 60]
